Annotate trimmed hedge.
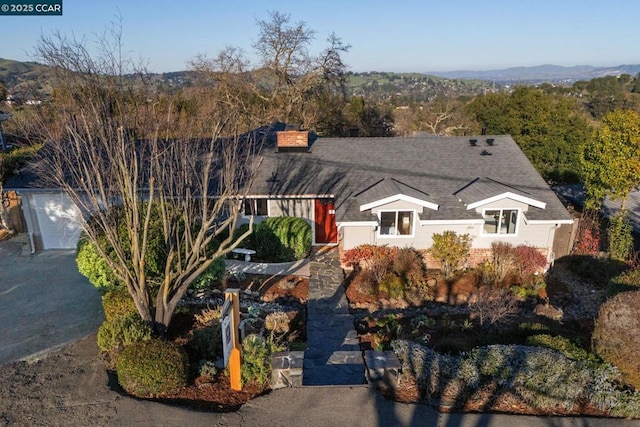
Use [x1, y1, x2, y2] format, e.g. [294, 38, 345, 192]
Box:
[226, 217, 312, 262]
[102, 289, 138, 322]
[75, 204, 167, 289]
[256, 217, 311, 262]
[116, 339, 189, 397]
[97, 314, 152, 353]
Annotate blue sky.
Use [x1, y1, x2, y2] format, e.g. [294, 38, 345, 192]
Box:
[1, 0, 638, 73]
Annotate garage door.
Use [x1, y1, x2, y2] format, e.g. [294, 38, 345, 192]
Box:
[31, 193, 83, 249]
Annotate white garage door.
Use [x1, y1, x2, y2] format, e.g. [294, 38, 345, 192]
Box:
[31, 193, 83, 249]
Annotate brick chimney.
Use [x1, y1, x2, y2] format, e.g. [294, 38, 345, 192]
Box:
[276, 130, 309, 150]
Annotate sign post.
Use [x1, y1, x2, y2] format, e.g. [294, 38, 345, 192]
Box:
[222, 289, 242, 391]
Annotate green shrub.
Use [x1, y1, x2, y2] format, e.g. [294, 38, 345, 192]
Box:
[241, 334, 275, 386]
[76, 204, 168, 289]
[76, 234, 119, 291]
[259, 217, 311, 260]
[188, 324, 223, 361]
[97, 314, 152, 353]
[102, 289, 138, 322]
[609, 211, 633, 262]
[608, 268, 640, 296]
[593, 290, 640, 389]
[567, 255, 627, 285]
[377, 273, 406, 299]
[429, 231, 471, 278]
[225, 223, 253, 248]
[527, 334, 601, 368]
[116, 339, 189, 397]
[190, 257, 226, 290]
[254, 225, 290, 262]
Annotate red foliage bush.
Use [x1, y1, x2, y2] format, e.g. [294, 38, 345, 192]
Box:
[341, 244, 397, 268]
[341, 244, 380, 267]
[513, 245, 547, 280]
[573, 210, 602, 256]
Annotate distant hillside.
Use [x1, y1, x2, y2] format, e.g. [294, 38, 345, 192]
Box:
[0, 58, 52, 96]
[426, 64, 640, 84]
[345, 71, 498, 102]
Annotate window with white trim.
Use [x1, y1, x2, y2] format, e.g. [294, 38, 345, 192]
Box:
[379, 210, 413, 236]
[483, 209, 518, 234]
[243, 198, 268, 216]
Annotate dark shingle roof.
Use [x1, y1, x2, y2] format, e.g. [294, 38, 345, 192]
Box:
[454, 177, 532, 207]
[355, 177, 435, 207]
[252, 135, 572, 222]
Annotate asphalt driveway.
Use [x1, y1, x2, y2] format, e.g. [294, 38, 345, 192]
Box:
[0, 238, 103, 364]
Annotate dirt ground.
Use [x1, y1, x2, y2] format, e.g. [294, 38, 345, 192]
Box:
[0, 334, 126, 426]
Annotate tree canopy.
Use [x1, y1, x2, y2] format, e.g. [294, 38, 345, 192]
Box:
[580, 109, 640, 210]
[468, 86, 592, 183]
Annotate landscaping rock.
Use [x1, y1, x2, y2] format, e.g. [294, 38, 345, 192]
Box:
[533, 303, 564, 321]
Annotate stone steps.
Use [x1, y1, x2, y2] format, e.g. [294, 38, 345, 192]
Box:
[302, 250, 367, 386]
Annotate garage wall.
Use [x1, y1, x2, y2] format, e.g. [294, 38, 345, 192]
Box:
[24, 192, 83, 250]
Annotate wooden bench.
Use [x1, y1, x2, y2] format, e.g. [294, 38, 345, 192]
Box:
[231, 248, 256, 262]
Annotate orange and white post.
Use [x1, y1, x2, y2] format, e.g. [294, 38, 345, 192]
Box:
[224, 289, 242, 391]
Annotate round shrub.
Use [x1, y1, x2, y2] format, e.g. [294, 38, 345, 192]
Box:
[76, 234, 119, 291]
[241, 334, 272, 386]
[377, 273, 405, 299]
[116, 339, 189, 397]
[256, 217, 311, 260]
[102, 289, 138, 322]
[97, 314, 152, 353]
[593, 290, 640, 389]
[187, 324, 223, 360]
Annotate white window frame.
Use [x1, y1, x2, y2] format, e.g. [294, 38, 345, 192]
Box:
[377, 209, 416, 238]
[242, 198, 269, 217]
[481, 208, 520, 236]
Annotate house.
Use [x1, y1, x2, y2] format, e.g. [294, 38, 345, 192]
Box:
[244, 130, 574, 266]
[4, 127, 574, 262]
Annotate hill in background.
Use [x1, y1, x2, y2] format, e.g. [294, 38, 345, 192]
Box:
[426, 64, 640, 84]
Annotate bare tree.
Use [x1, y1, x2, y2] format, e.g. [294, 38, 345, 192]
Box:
[34, 26, 258, 334]
[252, 11, 350, 126]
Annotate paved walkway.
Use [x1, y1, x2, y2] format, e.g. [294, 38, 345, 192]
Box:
[303, 248, 366, 386]
[225, 258, 311, 277]
[227, 249, 366, 386]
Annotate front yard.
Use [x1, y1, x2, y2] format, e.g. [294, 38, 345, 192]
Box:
[341, 243, 640, 418]
[101, 271, 309, 411]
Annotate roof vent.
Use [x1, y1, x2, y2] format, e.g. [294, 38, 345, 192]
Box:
[469, 139, 478, 146]
[480, 149, 492, 156]
[486, 138, 495, 146]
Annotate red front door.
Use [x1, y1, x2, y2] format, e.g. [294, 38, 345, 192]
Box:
[314, 199, 337, 244]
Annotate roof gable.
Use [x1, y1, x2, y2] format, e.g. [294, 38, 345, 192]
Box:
[356, 177, 438, 211]
[454, 177, 546, 210]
